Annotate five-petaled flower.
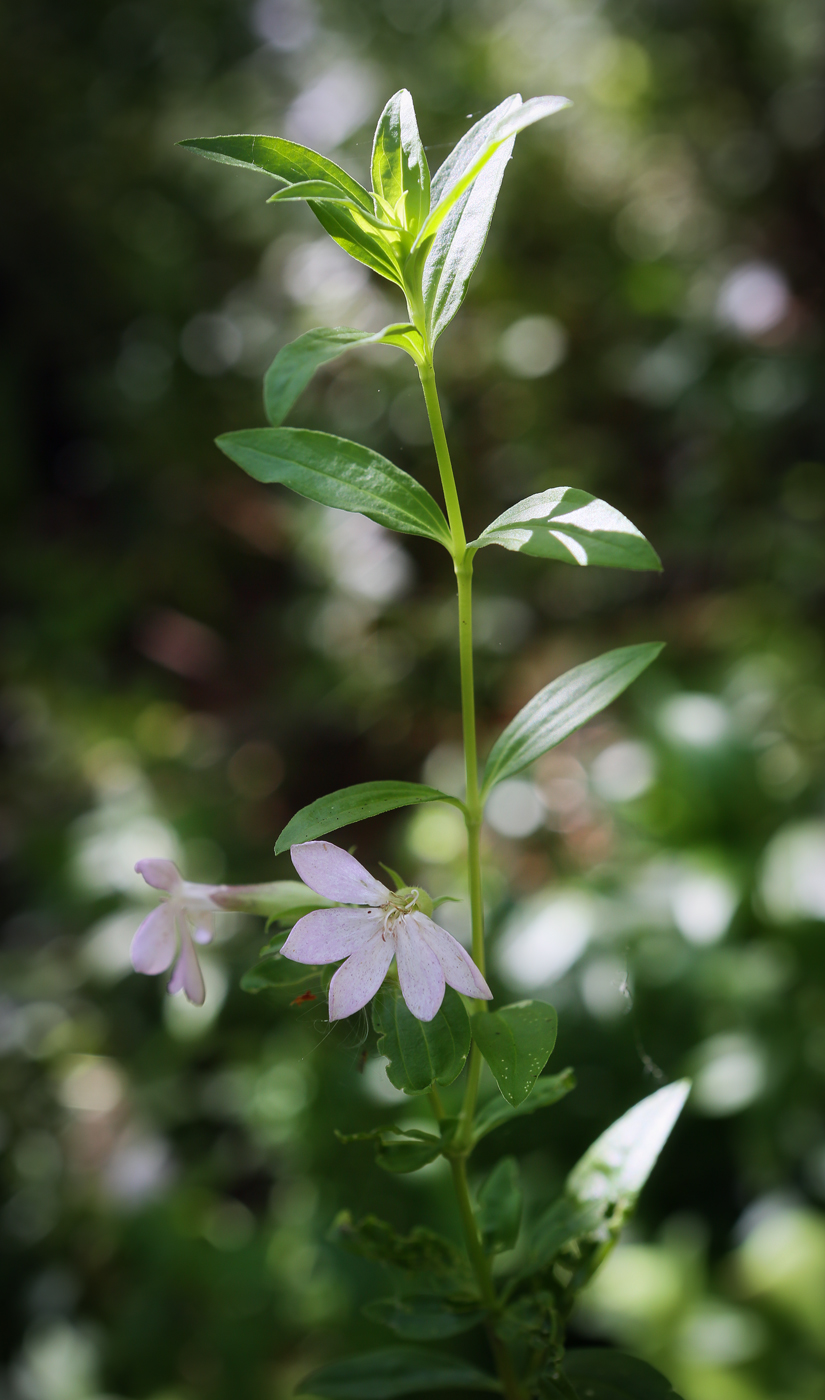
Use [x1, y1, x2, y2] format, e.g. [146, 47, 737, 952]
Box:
[282, 840, 492, 1022]
[131, 860, 219, 1006]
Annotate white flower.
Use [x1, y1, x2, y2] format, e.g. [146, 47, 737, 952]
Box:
[281, 840, 492, 1022]
[131, 860, 219, 1006]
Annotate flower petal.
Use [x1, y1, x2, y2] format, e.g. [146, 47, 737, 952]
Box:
[191, 912, 215, 946]
[168, 926, 206, 1006]
[412, 912, 492, 1001]
[282, 907, 382, 964]
[327, 930, 394, 1020]
[395, 916, 445, 1022]
[179, 879, 221, 910]
[135, 858, 181, 892]
[290, 840, 389, 905]
[131, 904, 177, 975]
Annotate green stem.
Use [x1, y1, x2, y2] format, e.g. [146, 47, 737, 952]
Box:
[419, 360, 522, 1400]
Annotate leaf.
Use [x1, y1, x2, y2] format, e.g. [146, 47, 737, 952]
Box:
[217, 429, 452, 549]
[372, 90, 430, 235]
[561, 1351, 685, 1400]
[332, 1212, 467, 1287]
[363, 1295, 484, 1341]
[481, 643, 663, 797]
[373, 986, 471, 1095]
[179, 135, 404, 285]
[567, 1080, 691, 1211]
[470, 488, 662, 572]
[415, 96, 570, 250]
[179, 134, 372, 206]
[375, 1135, 444, 1175]
[263, 325, 424, 428]
[240, 955, 325, 994]
[473, 1069, 575, 1145]
[295, 1347, 501, 1398]
[421, 95, 521, 345]
[267, 179, 359, 203]
[477, 1157, 522, 1253]
[527, 1197, 605, 1274]
[274, 781, 461, 856]
[471, 1001, 558, 1107]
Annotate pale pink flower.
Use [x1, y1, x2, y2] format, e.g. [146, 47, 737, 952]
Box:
[131, 860, 220, 1006]
[281, 841, 492, 1022]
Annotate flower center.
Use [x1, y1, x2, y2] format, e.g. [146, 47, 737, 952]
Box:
[381, 885, 433, 934]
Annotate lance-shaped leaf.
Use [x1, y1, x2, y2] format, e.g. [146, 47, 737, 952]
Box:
[477, 1157, 523, 1253]
[481, 642, 663, 797]
[363, 1296, 483, 1341]
[472, 1068, 575, 1145]
[372, 90, 430, 235]
[373, 986, 471, 1095]
[274, 781, 461, 856]
[179, 134, 373, 205]
[470, 488, 662, 572]
[217, 429, 452, 550]
[295, 1347, 501, 1398]
[180, 135, 403, 286]
[471, 1001, 557, 1107]
[560, 1351, 685, 1400]
[414, 95, 570, 251]
[264, 324, 424, 428]
[267, 179, 360, 203]
[567, 1079, 691, 1211]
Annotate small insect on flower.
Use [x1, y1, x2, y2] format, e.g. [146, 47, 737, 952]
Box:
[281, 840, 492, 1022]
[131, 860, 221, 1006]
[290, 990, 317, 1007]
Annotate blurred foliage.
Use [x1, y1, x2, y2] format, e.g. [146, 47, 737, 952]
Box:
[2, 0, 825, 1397]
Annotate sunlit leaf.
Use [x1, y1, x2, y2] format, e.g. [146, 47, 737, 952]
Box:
[567, 1080, 691, 1209]
[264, 324, 424, 428]
[373, 985, 471, 1095]
[477, 1157, 522, 1253]
[217, 429, 452, 549]
[415, 95, 570, 250]
[470, 488, 662, 572]
[472, 1069, 575, 1145]
[471, 1001, 557, 1106]
[179, 134, 372, 206]
[295, 1347, 501, 1398]
[274, 781, 460, 856]
[372, 90, 430, 235]
[267, 179, 361, 203]
[481, 643, 663, 796]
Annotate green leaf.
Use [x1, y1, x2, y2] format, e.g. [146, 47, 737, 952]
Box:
[263, 325, 424, 428]
[567, 1080, 691, 1212]
[372, 90, 430, 235]
[274, 781, 460, 856]
[477, 1157, 522, 1253]
[481, 642, 663, 797]
[217, 429, 452, 550]
[179, 136, 404, 285]
[363, 1295, 484, 1341]
[266, 179, 359, 203]
[331, 1212, 467, 1287]
[421, 95, 521, 345]
[473, 1069, 575, 1145]
[415, 96, 570, 251]
[376, 1136, 443, 1175]
[527, 1197, 605, 1274]
[561, 1351, 685, 1400]
[179, 134, 373, 206]
[470, 488, 662, 572]
[373, 985, 471, 1095]
[471, 1001, 558, 1107]
[240, 955, 324, 995]
[296, 1347, 501, 1398]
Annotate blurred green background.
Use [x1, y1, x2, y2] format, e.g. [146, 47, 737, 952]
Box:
[2, 0, 825, 1397]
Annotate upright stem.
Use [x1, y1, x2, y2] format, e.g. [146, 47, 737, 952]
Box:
[420, 360, 523, 1400]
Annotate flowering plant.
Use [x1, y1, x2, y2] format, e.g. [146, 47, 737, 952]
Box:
[135, 90, 690, 1399]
